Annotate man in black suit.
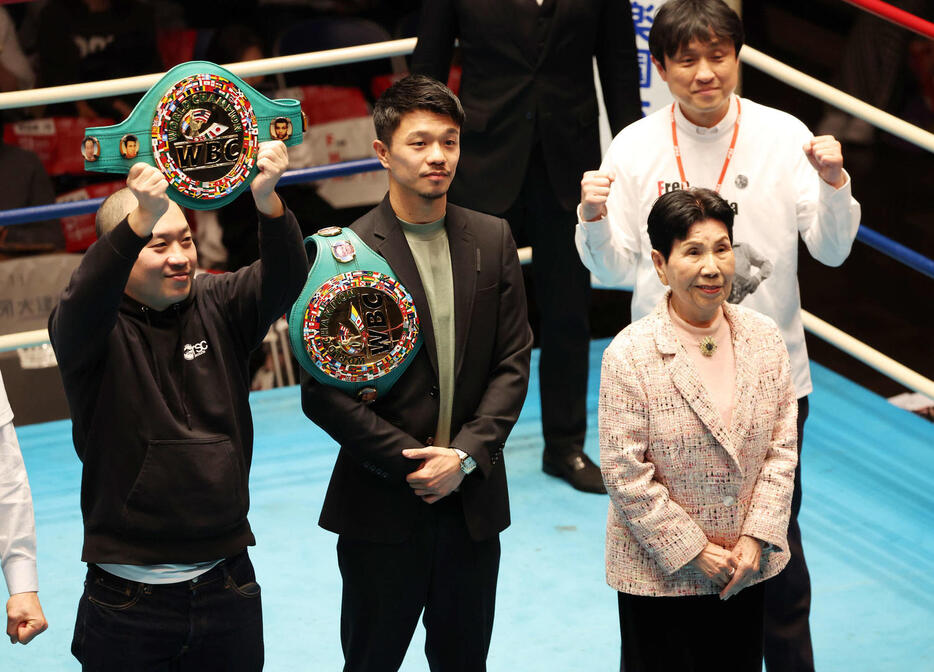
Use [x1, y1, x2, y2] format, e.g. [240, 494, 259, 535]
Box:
[411, 0, 643, 493]
[301, 75, 532, 672]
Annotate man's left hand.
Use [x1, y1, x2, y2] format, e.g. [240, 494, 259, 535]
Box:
[402, 447, 465, 504]
[6, 592, 48, 645]
[803, 135, 845, 189]
[251, 141, 288, 217]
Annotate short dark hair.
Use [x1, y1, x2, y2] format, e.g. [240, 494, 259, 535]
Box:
[125, 135, 138, 145]
[95, 188, 137, 239]
[373, 74, 465, 146]
[649, 0, 744, 66]
[647, 187, 734, 259]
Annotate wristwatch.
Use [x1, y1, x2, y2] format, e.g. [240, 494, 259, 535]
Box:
[453, 448, 477, 475]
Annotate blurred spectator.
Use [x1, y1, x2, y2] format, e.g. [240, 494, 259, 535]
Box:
[0, 7, 35, 93]
[818, 0, 933, 144]
[203, 24, 274, 95]
[37, 0, 162, 120]
[0, 133, 63, 256]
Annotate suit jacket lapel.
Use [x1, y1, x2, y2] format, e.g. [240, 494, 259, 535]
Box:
[725, 304, 759, 462]
[371, 198, 438, 376]
[445, 207, 477, 380]
[655, 300, 739, 466]
[510, 0, 542, 67]
[536, 0, 561, 67]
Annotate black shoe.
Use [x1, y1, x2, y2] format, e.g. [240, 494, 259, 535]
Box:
[542, 451, 607, 494]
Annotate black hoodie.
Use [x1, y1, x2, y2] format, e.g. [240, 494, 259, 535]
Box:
[49, 205, 307, 564]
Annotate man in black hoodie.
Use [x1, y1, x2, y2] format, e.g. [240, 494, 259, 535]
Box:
[49, 141, 307, 671]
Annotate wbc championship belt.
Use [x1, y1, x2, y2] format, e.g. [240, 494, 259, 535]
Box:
[288, 227, 422, 403]
[81, 61, 304, 210]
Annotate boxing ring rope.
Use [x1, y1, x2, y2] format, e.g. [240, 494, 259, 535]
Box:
[0, 37, 932, 156]
[839, 0, 934, 39]
[0, 41, 932, 399]
[0, 159, 386, 225]
[800, 311, 934, 398]
[3, 156, 930, 282]
[739, 46, 934, 154]
[0, 38, 420, 111]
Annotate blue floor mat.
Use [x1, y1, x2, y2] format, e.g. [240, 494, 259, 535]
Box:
[7, 340, 933, 671]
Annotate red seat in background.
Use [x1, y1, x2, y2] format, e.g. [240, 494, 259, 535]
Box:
[3, 117, 114, 177]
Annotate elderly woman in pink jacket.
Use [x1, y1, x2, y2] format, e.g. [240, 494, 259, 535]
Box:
[599, 187, 798, 672]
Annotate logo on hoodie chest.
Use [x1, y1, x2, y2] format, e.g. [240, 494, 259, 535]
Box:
[183, 340, 209, 361]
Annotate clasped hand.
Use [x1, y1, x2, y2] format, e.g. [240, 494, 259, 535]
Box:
[402, 447, 464, 504]
[690, 535, 763, 600]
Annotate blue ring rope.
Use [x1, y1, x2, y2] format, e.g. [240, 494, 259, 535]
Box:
[0, 158, 384, 225]
[1, 156, 931, 281]
[855, 226, 934, 280]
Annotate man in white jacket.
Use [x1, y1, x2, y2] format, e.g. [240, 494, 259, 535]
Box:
[577, 1, 860, 670]
[1, 371, 48, 646]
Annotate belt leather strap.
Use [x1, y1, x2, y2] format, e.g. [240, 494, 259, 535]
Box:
[288, 227, 422, 402]
[82, 60, 304, 210]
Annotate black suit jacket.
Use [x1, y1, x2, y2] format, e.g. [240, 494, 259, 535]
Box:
[411, 0, 643, 214]
[302, 197, 533, 543]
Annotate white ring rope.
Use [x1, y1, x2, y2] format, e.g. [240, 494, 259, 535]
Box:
[0, 329, 50, 352]
[740, 46, 934, 154]
[0, 38, 419, 110]
[0, 41, 930, 399]
[3, 258, 933, 403]
[801, 311, 934, 399]
[0, 38, 930, 155]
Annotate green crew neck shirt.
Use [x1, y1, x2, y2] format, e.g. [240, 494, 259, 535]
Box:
[398, 215, 454, 447]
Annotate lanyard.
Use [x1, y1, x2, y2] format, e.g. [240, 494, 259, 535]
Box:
[670, 98, 741, 194]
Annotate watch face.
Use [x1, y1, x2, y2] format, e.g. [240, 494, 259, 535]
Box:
[301, 270, 420, 383]
[461, 455, 477, 474]
[151, 73, 259, 202]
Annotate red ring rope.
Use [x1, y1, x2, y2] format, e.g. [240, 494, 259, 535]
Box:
[840, 0, 934, 39]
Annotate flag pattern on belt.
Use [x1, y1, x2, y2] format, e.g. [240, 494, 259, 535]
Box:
[151, 73, 258, 201]
[302, 271, 420, 382]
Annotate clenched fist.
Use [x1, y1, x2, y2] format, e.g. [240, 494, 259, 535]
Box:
[580, 170, 615, 222]
[126, 163, 170, 237]
[251, 140, 289, 217]
[803, 135, 845, 189]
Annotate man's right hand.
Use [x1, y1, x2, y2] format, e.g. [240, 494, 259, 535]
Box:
[126, 163, 170, 238]
[580, 170, 615, 222]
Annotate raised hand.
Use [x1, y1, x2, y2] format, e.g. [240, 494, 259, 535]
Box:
[803, 135, 845, 189]
[126, 163, 170, 237]
[580, 170, 615, 222]
[250, 140, 289, 217]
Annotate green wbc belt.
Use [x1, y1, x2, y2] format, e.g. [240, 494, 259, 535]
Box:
[82, 60, 304, 210]
[289, 227, 422, 403]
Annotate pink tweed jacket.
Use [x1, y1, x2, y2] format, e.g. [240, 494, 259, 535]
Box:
[599, 296, 798, 597]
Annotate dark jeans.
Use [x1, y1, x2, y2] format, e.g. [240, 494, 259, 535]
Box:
[502, 142, 591, 456]
[71, 550, 263, 672]
[764, 396, 815, 671]
[618, 582, 766, 672]
[337, 494, 500, 672]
